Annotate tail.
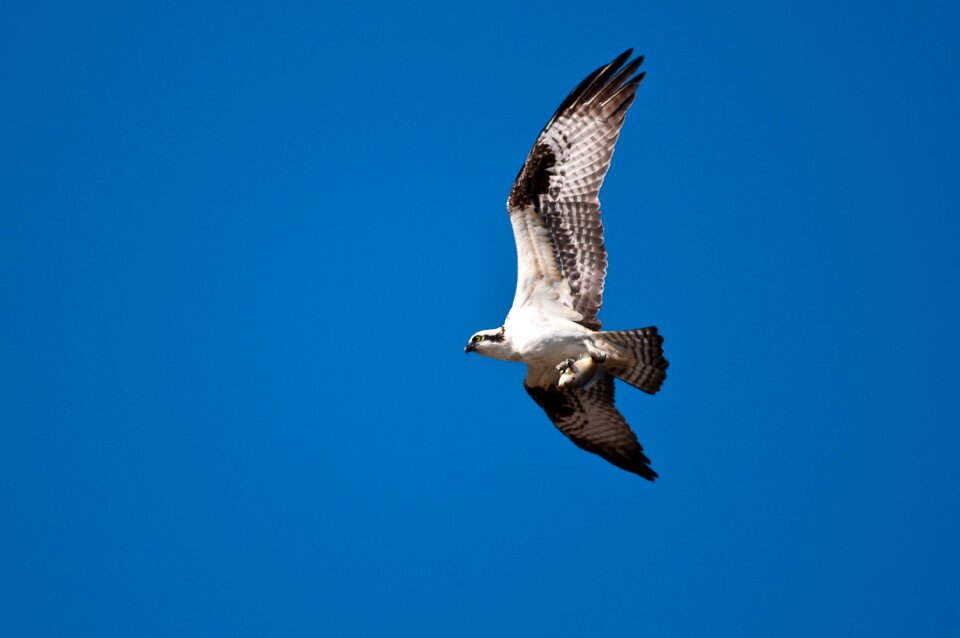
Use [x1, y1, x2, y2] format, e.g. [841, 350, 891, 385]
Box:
[596, 327, 669, 395]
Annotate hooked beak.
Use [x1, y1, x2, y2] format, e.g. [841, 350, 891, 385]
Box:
[464, 342, 476, 354]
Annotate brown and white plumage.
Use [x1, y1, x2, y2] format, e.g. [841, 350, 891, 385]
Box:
[507, 48, 644, 331]
[466, 50, 668, 481]
[525, 374, 656, 480]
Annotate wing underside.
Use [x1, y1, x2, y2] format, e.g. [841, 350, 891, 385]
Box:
[507, 50, 646, 330]
[524, 367, 658, 480]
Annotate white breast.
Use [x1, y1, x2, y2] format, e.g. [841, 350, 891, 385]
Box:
[506, 306, 594, 365]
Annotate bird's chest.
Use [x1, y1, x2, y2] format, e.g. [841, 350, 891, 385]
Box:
[506, 313, 592, 364]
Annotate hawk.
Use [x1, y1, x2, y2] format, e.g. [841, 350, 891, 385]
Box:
[465, 50, 669, 480]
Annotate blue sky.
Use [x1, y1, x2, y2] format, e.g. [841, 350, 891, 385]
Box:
[2, 1, 959, 636]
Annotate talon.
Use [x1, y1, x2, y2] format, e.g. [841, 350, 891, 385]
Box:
[558, 367, 577, 389]
[555, 353, 603, 390]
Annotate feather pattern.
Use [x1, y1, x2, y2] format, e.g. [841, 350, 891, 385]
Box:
[469, 50, 665, 480]
[507, 50, 646, 331]
[524, 369, 657, 481]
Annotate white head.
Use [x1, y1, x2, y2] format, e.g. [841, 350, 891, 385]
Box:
[464, 326, 513, 360]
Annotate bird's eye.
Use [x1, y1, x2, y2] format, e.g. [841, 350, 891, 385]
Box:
[473, 335, 483, 343]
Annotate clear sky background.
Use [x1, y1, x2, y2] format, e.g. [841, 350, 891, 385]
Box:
[2, 1, 959, 636]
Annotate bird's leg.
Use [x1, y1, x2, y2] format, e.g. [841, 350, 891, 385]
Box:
[556, 358, 577, 373]
[585, 341, 614, 364]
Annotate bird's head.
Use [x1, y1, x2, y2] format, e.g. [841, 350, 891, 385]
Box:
[464, 326, 510, 358]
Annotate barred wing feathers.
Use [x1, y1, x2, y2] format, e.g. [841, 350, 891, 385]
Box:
[525, 368, 657, 481]
[507, 50, 645, 330]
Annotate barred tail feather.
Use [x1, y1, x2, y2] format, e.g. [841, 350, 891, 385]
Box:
[598, 327, 669, 394]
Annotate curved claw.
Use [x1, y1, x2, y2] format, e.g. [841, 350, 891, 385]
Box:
[556, 353, 604, 390]
[556, 358, 577, 372]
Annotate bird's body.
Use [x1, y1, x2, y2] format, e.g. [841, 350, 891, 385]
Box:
[504, 312, 593, 364]
[466, 50, 669, 480]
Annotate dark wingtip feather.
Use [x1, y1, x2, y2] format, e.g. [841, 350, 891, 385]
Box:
[612, 48, 634, 66]
[542, 49, 643, 131]
[605, 71, 646, 116]
[543, 66, 604, 129]
[603, 450, 658, 481]
[611, 444, 658, 480]
[638, 466, 659, 481]
[596, 57, 645, 105]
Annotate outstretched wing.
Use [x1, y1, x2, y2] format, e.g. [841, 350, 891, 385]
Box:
[507, 50, 645, 330]
[524, 367, 657, 480]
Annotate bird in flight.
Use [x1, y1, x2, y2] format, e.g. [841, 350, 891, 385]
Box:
[465, 50, 669, 480]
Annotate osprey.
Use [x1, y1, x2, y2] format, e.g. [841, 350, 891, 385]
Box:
[465, 50, 669, 480]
